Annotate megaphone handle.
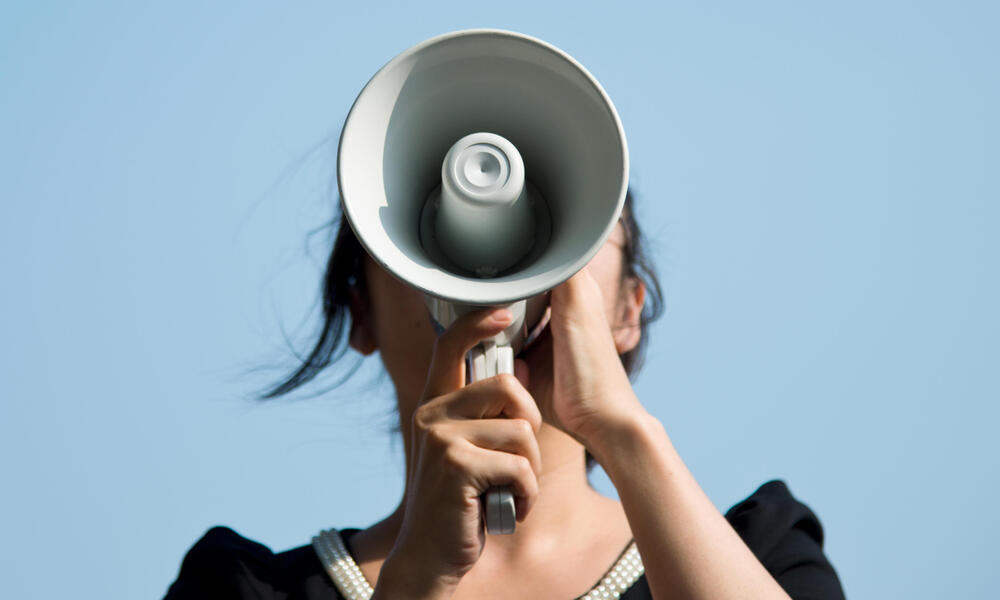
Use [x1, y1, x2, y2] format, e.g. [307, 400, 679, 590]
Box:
[467, 340, 517, 535]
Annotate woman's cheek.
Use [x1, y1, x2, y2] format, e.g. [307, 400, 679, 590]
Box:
[385, 317, 434, 376]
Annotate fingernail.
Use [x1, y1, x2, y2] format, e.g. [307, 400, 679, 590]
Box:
[491, 308, 513, 323]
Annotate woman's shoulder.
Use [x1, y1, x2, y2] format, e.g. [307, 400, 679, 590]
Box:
[163, 526, 350, 599]
[723, 479, 844, 600]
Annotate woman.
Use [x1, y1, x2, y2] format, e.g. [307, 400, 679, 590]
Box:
[165, 192, 844, 599]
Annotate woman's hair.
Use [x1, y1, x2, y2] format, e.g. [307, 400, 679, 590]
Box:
[263, 187, 663, 399]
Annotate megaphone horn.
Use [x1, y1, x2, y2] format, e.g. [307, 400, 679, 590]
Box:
[338, 29, 629, 535]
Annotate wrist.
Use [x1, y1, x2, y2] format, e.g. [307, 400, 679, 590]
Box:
[579, 408, 668, 474]
[568, 386, 649, 442]
[374, 549, 461, 600]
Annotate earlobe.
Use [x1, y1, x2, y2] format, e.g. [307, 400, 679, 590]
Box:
[613, 279, 646, 354]
[348, 288, 377, 356]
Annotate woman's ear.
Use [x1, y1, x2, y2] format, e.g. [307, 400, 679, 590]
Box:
[348, 287, 377, 356]
[613, 278, 646, 354]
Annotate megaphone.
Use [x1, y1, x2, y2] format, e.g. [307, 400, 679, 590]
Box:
[338, 29, 628, 534]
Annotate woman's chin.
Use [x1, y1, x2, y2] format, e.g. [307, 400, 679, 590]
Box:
[515, 328, 554, 416]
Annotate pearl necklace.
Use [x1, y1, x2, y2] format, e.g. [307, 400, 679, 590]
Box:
[313, 529, 375, 600]
[312, 528, 645, 600]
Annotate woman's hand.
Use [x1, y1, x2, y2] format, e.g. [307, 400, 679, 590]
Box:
[376, 308, 542, 599]
[522, 267, 648, 447]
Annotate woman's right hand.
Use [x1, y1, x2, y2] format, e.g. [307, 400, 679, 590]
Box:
[374, 308, 543, 599]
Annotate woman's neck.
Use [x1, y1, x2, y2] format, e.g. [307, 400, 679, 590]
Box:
[352, 422, 626, 566]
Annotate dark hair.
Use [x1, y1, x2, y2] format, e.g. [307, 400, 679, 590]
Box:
[262, 187, 663, 399]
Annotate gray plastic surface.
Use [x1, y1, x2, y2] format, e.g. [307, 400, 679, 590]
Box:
[485, 485, 516, 535]
[338, 29, 628, 305]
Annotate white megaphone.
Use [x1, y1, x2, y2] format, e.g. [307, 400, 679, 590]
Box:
[338, 29, 628, 535]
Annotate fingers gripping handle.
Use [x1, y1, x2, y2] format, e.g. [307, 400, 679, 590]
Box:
[467, 341, 517, 535]
[468, 339, 515, 381]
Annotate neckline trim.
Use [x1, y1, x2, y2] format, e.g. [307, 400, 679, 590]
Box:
[312, 528, 644, 600]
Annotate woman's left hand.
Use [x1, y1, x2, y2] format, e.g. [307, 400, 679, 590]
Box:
[520, 267, 648, 446]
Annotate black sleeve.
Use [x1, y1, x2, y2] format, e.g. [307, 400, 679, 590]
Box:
[163, 526, 281, 600]
[725, 480, 845, 600]
[163, 526, 338, 600]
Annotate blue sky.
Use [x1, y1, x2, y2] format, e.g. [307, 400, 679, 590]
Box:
[1, 2, 997, 598]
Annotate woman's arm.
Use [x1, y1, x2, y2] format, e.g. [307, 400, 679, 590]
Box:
[547, 270, 792, 600]
[582, 413, 792, 600]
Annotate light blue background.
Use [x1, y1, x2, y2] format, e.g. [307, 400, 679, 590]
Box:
[2, 2, 996, 598]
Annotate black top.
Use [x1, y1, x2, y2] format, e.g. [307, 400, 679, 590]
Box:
[163, 480, 844, 599]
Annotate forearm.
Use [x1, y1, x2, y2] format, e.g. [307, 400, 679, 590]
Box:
[585, 411, 791, 600]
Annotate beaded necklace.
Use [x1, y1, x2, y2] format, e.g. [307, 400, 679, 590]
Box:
[312, 528, 645, 600]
